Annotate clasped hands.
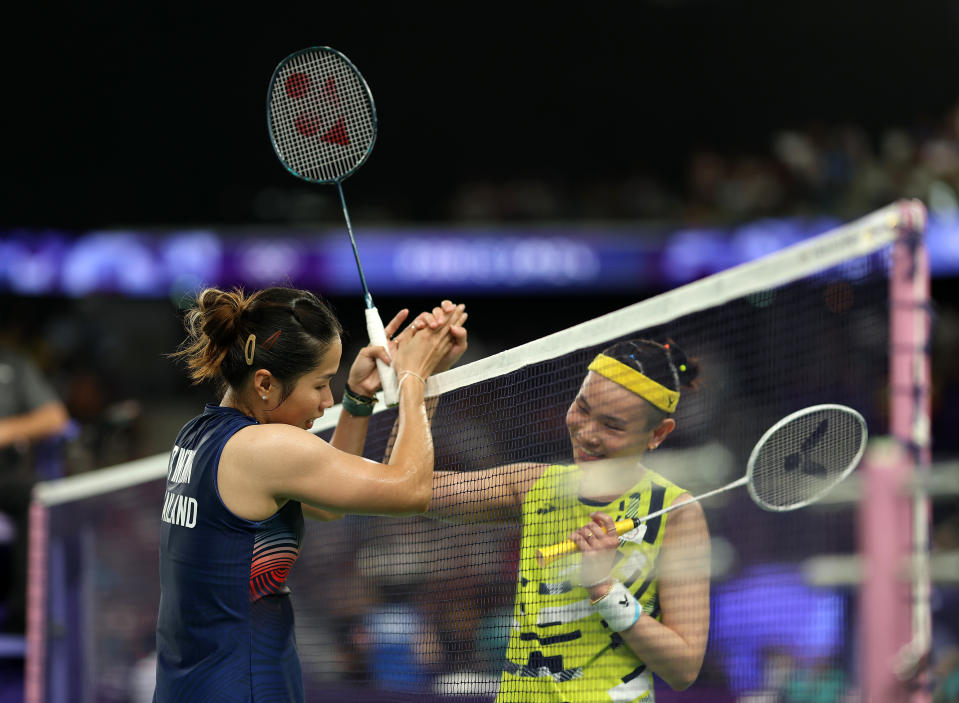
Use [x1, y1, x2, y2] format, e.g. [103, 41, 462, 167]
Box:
[347, 300, 468, 396]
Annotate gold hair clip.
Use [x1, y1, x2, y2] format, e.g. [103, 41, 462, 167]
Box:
[244, 334, 256, 365]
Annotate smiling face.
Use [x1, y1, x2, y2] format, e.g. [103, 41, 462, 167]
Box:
[262, 337, 342, 429]
[565, 371, 662, 464]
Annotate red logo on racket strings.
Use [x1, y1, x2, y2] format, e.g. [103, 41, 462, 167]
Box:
[294, 114, 323, 137]
[321, 117, 350, 146]
[295, 114, 350, 146]
[285, 72, 310, 99]
[287, 73, 350, 146]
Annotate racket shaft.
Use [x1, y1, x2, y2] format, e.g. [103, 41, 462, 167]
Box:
[536, 519, 638, 567]
[535, 475, 749, 567]
[366, 308, 398, 406]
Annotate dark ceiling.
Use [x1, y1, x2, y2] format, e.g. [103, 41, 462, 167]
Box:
[3, 1, 957, 228]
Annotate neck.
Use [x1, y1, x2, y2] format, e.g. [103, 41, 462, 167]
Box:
[221, 388, 261, 422]
[577, 456, 646, 502]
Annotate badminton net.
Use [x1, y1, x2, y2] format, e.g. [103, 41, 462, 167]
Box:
[25, 199, 929, 702]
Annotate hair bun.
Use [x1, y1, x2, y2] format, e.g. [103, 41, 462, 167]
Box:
[663, 339, 699, 388]
[197, 287, 250, 347]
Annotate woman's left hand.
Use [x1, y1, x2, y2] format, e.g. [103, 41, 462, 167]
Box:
[404, 300, 469, 374]
[568, 511, 620, 592]
[346, 308, 410, 396]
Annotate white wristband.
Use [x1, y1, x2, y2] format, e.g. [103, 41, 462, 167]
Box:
[591, 580, 641, 632]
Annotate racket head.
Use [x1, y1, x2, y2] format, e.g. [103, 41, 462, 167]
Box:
[267, 46, 377, 184]
[745, 403, 868, 511]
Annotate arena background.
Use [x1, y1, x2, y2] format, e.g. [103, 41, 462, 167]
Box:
[1, 2, 958, 702]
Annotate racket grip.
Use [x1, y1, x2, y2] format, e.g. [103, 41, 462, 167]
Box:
[365, 308, 399, 407]
[535, 519, 639, 567]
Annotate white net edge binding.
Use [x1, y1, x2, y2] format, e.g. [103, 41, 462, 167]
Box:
[430, 198, 922, 397]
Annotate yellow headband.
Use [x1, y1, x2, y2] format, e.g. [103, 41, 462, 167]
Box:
[587, 353, 680, 413]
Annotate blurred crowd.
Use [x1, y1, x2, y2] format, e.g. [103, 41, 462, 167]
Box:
[445, 102, 959, 226]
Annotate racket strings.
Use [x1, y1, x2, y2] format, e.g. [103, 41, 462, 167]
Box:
[269, 49, 375, 182]
[749, 408, 866, 510]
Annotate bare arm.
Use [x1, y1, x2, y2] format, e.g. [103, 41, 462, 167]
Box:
[218, 306, 465, 520]
[428, 462, 546, 524]
[584, 497, 710, 690]
[383, 396, 545, 523]
[220, 372, 433, 518]
[295, 411, 374, 522]
[308, 413, 375, 522]
[0, 401, 70, 448]
[301, 504, 343, 521]
[308, 309, 419, 521]
[329, 307, 412, 459]
[376, 300, 548, 525]
[329, 411, 371, 456]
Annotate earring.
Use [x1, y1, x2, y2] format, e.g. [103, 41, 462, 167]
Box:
[261, 395, 268, 401]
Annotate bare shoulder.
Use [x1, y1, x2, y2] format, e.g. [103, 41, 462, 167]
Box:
[224, 422, 328, 460]
[664, 493, 710, 539]
[220, 422, 334, 493]
[671, 491, 706, 511]
[218, 424, 325, 520]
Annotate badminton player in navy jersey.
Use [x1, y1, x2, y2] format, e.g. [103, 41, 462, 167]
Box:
[154, 287, 466, 703]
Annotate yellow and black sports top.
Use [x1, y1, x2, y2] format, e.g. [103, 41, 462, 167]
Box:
[497, 463, 687, 703]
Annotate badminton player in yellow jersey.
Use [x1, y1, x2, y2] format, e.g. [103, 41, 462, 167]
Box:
[417, 322, 710, 702]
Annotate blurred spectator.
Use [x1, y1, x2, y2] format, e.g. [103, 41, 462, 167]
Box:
[735, 646, 796, 702]
[782, 657, 846, 702]
[359, 585, 440, 693]
[933, 646, 959, 703]
[0, 344, 70, 634]
[446, 100, 959, 226]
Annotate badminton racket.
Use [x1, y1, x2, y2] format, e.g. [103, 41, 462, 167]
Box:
[537, 403, 868, 566]
[266, 46, 398, 405]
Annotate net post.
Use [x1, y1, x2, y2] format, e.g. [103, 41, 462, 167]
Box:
[24, 500, 49, 703]
[881, 198, 932, 700]
[858, 438, 915, 702]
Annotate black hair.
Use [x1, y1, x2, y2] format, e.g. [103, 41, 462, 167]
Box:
[600, 338, 700, 425]
[171, 286, 342, 401]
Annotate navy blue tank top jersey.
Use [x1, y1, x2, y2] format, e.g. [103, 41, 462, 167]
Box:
[154, 405, 305, 703]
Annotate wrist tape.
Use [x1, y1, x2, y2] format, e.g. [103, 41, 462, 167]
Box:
[591, 580, 641, 632]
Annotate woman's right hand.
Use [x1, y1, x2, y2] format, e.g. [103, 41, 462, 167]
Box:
[392, 302, 467, 381]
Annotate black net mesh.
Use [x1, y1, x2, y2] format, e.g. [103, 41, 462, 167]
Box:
[37, 245, 897, 701]
[291, 253, 891, 700]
